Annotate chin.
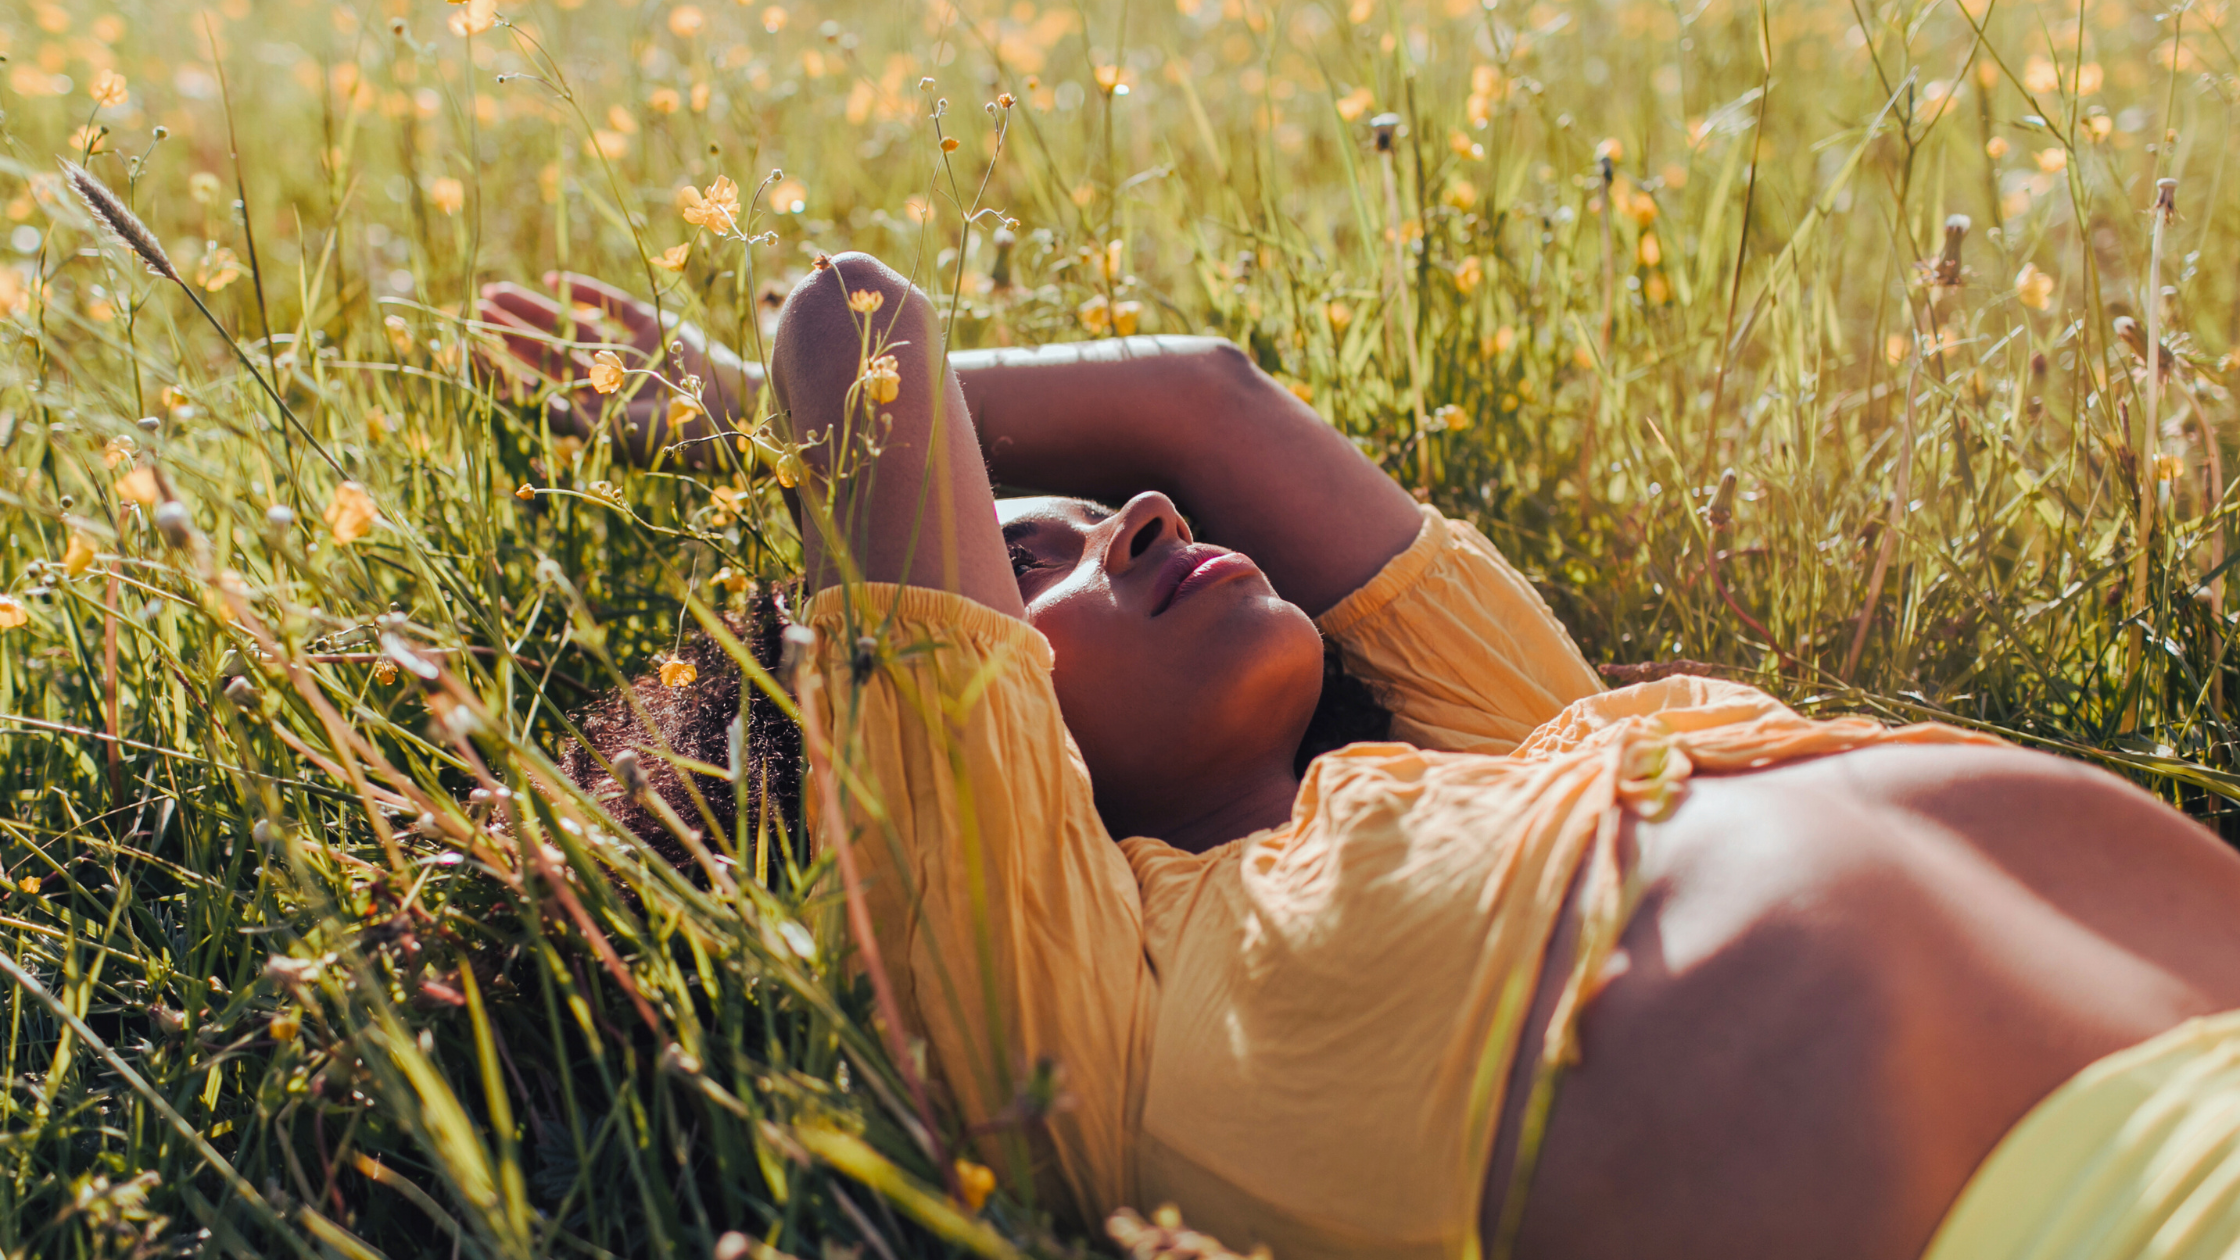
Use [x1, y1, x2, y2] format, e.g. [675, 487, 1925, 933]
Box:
[1191, 588, 1323, 729]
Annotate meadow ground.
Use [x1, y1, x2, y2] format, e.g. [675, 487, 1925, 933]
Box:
[1, 0, 2237, 1254]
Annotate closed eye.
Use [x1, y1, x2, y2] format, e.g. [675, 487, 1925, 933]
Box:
[1007, 543, 1042, 577]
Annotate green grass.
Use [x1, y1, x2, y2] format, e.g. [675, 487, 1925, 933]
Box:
[1, 0, 2237, 1254]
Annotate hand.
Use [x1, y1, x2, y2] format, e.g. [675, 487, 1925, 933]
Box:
[478, 271, 760, 466]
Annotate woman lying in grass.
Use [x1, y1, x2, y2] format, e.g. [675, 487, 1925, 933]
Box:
[486, 257, 2240, 1260]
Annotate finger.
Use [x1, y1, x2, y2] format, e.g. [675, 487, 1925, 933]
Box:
[476, 302, 580, 381]
[543, 271, 662, 342]
[481, 283, 606, 343]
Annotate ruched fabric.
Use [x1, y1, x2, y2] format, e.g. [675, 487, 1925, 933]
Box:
[801, 505, 1997, 1258]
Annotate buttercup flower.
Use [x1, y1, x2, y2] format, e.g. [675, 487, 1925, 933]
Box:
[654, 243, 690, 272]
[1078, 294, 1111, 334]
[860, 354, 901, 405]
[89, 69, 128, 108]
[325, 481, 379, 545]
[954, 1159, 996, 1212]
[114, 467, 160, 507]
[679, 176, 741, 234]
[196, 243, 242, 292]
[0, 596, 27, 630]
[848, 289, 884, 314]
[2015, 263, 2056, 311]
[64, 532, 97, 576]
[660, 658, 698, 688]
[589, 350, 627, 394]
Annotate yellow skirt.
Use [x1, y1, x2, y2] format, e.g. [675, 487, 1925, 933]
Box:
[1925, 1010, 2240, 1260]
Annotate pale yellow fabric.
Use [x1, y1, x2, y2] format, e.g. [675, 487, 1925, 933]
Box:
[802, 504, 1998, 1258]
[1925, 1009, 2240, 1260]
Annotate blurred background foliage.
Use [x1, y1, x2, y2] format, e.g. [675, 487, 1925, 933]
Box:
[1, 0, 2237, 1253]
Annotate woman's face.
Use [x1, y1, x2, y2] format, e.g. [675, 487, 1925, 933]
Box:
[996, 492, 1324, 837]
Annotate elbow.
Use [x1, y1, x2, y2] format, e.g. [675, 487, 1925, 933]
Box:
[769, 252, 938, 420]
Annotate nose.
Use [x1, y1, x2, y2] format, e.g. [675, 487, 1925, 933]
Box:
[1100, 492, 1192, 576]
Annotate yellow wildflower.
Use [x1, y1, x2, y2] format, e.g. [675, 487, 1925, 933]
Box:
[324, 481, 379, 545]
[1454, 255, 1483, 295]
[847, 289, 885, 314]
[649, 87, 682, 115]
[1435, 403, 1469, 431]
[1985, 136, 2010, 159]
[1325, 301, 1353, 334]
[89, 69, 128, 108]
[2015, 262, 2056, 311]
[0, 596, 26, 630]
[2023, 55, 2059, 95]
[18, 876, 40, 895]
[1078, 293, 1112, 335]
[2035, 147, 2067, 173]
[197, 243, 242, 292]
[660, 658, 698, 688]
[667, 395, 703, 429]
[448, 0, 497, 36]
[429, 177, 466, 216]
[103, 434, 136, 468]
[941, 136, 961, 153]
[654, 242, 690, 272]
[860, 354, 901, 405]
[515, 483, 536, 500]
[1112, 300, 1141, 337]
[954, 1159, 996, 1213]
[589, 350, 627, 394]
[679, 175, 741, 234]
[114, 466, 160, 507]
[374, 658, 399, 685]
[1093, 65, 1122, 94]
[63, 532, 97, 576]
[668, 5, 705, 37]
[269, 1010, 302, 1042]
[1335, 86, 1374, 122]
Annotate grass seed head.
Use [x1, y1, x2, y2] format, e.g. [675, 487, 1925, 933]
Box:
[60, 160, 179, 283]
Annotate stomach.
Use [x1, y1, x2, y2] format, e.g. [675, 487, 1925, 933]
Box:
[1480, 743, 2240, 1260]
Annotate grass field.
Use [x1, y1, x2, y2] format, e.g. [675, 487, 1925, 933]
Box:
[2, 0, 2237, 1254]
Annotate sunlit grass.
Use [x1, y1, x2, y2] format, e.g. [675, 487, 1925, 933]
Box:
[2, 0, 2237, 1253]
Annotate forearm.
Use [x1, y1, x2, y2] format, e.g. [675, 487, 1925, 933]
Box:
[770, 254, 1020, 615]
[958, 337, 1420, 616]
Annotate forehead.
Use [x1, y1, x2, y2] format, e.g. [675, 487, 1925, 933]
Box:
[996, 496, 1111, 536]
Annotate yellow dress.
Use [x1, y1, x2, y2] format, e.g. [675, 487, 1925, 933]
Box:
[801, 505, 1998, 1258]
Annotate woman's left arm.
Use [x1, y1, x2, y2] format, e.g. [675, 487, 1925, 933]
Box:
[955, 337, 1422, 618]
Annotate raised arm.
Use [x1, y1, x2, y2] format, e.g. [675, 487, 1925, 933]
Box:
[769, 253, 1023, 616]
[954, 338, 1421, 617]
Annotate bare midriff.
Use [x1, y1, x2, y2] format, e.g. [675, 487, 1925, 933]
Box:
[1481, 742, 2240, 1260]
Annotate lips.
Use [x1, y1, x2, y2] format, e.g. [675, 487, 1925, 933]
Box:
[1151, 547, 1257, 615]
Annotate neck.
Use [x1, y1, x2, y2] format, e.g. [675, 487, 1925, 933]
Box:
[1125, 764, 1301, 855]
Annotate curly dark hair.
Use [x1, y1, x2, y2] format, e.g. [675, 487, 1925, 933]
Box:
[556, 586, 802, 868]
[557, 589, 1389, 857]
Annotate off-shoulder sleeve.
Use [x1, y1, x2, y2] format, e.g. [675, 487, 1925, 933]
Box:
[800, 583, 1146, 1225]
[1315, 505, 1602, 755]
